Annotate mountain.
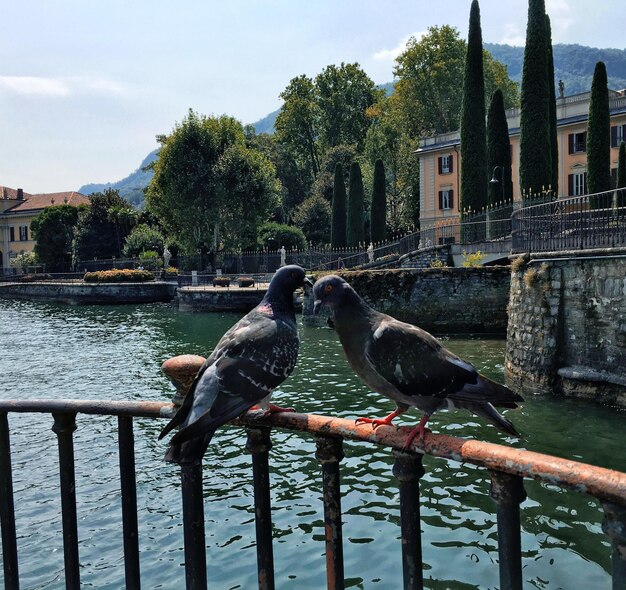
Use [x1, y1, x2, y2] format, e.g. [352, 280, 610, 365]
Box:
[81, 44, 626, 207]
[78, 149, 158, 207]
[485, 43, 626, 95]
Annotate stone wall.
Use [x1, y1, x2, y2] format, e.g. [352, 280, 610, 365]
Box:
[304, 267, 510, 334]
[177, 287, 266, 312]
[506, 250, 626, 406]
[398, 244, 452, 269]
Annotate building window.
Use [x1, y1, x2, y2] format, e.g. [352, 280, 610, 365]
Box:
[438, 155, 454, 174]
[19, 226, 28, 241]
[611, 124, 626, 148]
[9, 227, 15, 242]
[568, 172, 588, 196]
[438, 189, 454, 210]
[568, 132, 586, 154]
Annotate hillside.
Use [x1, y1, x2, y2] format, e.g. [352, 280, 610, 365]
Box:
[80, 43, 626, 207]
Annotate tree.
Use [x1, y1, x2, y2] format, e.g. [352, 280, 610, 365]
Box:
[30, 205, 82, 271]
[370, 159, 387, 243]
[73, 189, 132, 261]
[617, 141, 626, 207]
[460, 0, 488, 214]
[487, 89, 513, 205]
[346, 162, 365, 246]
[122, 224, 165, 258]
[519, 0, 552, 197]
[546, 14, 558, 194]
[331, 163, 347, 248]
[293, 194, 332, 246]
[587, 61, 611, 196]
[315, 63, 383, 150]
[311, 144, 357, 203]
[257, 222, 307, 251]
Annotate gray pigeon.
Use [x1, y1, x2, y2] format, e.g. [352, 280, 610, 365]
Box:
[312, 275, 523, 447]
[160, 265, 312, 466]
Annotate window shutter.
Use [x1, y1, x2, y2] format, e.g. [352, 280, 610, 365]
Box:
[438, 191, 443, 209]
[449, 190, 454, 209]
[568, 174, 574, 196]
[611, 126, 618, 148]
[568, 134, 574, 154]
[438, 158, 443, 174]
[581, 132, 587, 152]
[583, 172, 588, 194]
[449, 156, 453, 174]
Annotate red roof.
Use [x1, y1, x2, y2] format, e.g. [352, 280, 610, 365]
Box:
[1, 189, 90, 213]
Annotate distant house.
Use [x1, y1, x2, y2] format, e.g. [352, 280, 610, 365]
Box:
[415, 88, 626, 233]
[0, 187, 90, 272]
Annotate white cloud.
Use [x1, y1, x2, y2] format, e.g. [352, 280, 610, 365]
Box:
[373, 32, 427, 62]
[499, 23, 526, 46]
[0, 75, 70, 96]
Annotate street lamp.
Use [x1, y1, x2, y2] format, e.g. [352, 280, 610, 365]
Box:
[489, 166, 505, 206]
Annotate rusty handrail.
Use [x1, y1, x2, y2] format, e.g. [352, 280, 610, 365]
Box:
[1, 398, 624, 505]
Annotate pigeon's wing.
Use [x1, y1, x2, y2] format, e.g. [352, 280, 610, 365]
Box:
[170, 315, 300, 445]
[365, 316, 478, 399]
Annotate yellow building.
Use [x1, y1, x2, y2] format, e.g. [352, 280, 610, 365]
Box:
[0, 187, 90, 272]
[415, 89, 626, 231]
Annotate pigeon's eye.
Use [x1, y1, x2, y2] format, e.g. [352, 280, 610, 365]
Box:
[325, 284, 333, 293]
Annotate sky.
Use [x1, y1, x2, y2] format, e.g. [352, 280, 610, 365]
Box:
[2, 0, 625, 194]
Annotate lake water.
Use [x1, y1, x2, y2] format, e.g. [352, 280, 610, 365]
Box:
[0, 299, 623, 589]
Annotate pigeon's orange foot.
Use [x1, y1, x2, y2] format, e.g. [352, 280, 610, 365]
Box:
[265, 403, 296, 415]
[355, 408, 403, 429]
[403, 414, 431, 450]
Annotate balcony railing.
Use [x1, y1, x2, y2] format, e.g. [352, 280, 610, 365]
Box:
[1, 398, 625, 590]
[512, 188, 626, 253]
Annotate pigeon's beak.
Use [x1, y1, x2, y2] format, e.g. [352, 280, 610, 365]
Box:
[313, 299, 323, 315]
[303, 276, 314, 288]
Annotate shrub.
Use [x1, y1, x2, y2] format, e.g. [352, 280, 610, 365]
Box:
[257, 222, 307, 251]
[429, 257, 445, 268]
[83, 269, 154, 283]
[462, 250, 486, 267]
[523, 268, 538, 288]
[237, 276, 255, 287]
[164, 266, 179, 276]
[511, 256, 527, 273]
[212, 276, 231, 287]
[138, 250, 161, 271]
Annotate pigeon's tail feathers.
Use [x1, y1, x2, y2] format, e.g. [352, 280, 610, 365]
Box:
[164, 430, 217, 467]
[453, 374, 524, 408]
[467, 402, 521, 437]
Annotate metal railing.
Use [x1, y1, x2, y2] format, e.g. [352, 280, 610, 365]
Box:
[512, 188, 626, 253]
[1, 397, 625, 590]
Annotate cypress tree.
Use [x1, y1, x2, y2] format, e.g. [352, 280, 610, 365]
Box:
[460, 0, 488, 214]
[587, 61, 611, 197]
[546, 14, 558, 195]
[616, 141, 626, 207]
[346, 162, 365, 247]
[487, 89, 513, 206]
[519, 0, 552, 197]
[370, 159, 387, 243]
[331, 162, 347, 248]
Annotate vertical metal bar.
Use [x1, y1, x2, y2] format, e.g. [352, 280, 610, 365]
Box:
[246, 426, 275, 590]
[601, 501, 626, 590]
[180, 463, 207, 590]
[315, 436, 345, 590]
[51, 412, 80, 590]
[118, 415, 141, 589]
[393, 450, 426, 590]
[489, 470, 527, 590]
[0, 412, 20, 590]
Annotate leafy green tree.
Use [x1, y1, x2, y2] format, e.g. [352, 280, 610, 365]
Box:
[73, 189, 132, 261]
[257, 222, 307, 251]
[107, 204, 139, 254]
[275, 75, 320, 176]
[30, 205, 81, 271]
[310, 144, 357, 203]
[617, 141, 626, 207]
[519, 0, 552, 196]
[331, 163, 347, 248]
[460, 0, 488, 214]
[370, 159, 387, 243]
[546, 14, 558, 194]
[347, 162, 365, 246]
[122, 224, 165, 258]
[587, 61, 611, 196]
[315, 63, 383, 150]
[487, 89, 513, 205]
[293, 194, 332, 246]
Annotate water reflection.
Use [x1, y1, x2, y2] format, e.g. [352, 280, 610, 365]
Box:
[0, 300, 622, 589]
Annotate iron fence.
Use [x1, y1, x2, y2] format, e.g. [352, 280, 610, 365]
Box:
[512, 188, 626, 253]
[1, 397, 624, 590]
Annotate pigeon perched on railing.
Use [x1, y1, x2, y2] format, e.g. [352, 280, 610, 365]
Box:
[312, 275, 523, 448]
[160, 265, 312, 466]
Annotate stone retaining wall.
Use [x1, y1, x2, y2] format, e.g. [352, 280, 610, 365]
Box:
[177, 287, 266, 312]
[505, 250, 626, 406]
